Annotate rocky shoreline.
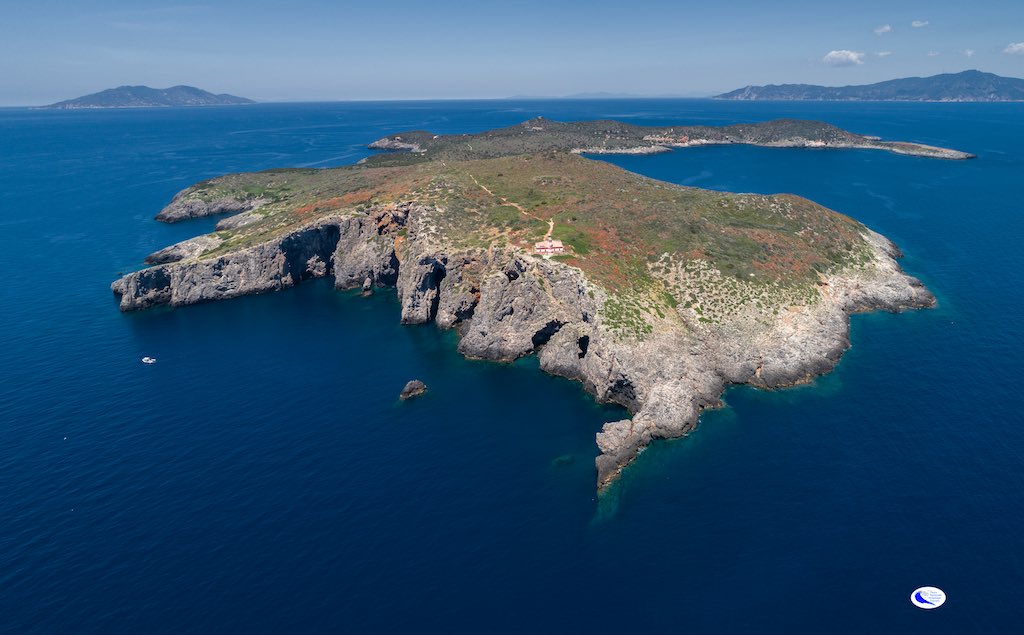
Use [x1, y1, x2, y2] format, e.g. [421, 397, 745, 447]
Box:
[359, 117, 976, 166]
[570, 139, 972, 160]
[112, 117, 952, 489]
[113, 199, 934, 488]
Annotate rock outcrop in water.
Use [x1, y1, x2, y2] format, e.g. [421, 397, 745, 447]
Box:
[400, 380, 427, 400]
[112, 118, 945, 489]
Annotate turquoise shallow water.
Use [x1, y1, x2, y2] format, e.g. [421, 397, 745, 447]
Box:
[1, 100, 1022, 633]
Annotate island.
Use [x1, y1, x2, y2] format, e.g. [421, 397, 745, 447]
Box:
[41, 85, 254, 109]
[112, 117, 966, 488]
[715, 70, 1024, 102]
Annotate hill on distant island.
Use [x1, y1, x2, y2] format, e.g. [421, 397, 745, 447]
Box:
[715, 70, 1024, 102]
[41, 85, 255, 109]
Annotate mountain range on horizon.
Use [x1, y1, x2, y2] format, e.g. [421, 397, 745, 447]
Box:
[33, 71, 1024, 107]
[715, 70, 1024, 102]
[40, 85, 255, 109]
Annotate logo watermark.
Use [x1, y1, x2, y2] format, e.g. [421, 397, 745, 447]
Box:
[910, 586, 946, 609]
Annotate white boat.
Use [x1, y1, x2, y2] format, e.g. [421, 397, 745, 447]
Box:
[141, 356, 157, 364]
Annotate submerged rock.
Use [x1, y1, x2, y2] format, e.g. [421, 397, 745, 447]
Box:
[400, 380, 427, 400]
[551, 454, 575, 468]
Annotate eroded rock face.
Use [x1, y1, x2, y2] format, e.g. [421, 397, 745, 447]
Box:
[144, 235, 223, 265]
[215, 210, 263, 231]
[332, 214, 401, 290]
[155, 194, 265, 223]
[397, 255, 447, 324]
[112, 203, 934, 490]
[112, 218, 341, 310]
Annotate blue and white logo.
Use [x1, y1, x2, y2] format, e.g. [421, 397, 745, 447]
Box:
[910, 586, 946, 609]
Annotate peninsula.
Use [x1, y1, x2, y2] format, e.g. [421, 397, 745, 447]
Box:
[42, 85, 254, 109]
[715, 70, 1024, 102]
[112, 118, 962, 488]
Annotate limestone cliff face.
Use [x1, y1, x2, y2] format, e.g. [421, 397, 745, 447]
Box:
[113, 219, 341, 310]
[332, 204, 409, 290]
[112, 203, 934, 489]
[155, 192, 265, 222]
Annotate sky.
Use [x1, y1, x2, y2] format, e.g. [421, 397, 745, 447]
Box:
[2, 0, 1023, 105]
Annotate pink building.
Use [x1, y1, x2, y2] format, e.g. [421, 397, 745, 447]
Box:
[534, 239, 565, 255]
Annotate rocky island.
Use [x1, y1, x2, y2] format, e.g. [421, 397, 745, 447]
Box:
[112, 117, 963, 488]
[41, 85, 254, 109]
[715, 70, 1024, 102]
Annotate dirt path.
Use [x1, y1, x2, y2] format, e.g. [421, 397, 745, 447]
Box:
[470, 174, 547, 225]
[469, 174, 561, 254]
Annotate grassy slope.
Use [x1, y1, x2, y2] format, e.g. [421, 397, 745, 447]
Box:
[168, 150, 871, 337]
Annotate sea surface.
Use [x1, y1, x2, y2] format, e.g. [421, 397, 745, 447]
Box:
[1, 100, 1022, 633]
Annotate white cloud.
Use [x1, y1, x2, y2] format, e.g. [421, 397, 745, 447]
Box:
[964, 49, 976, 57]
[1005, 42, 1024, 55]
[927, 51, 941, 56]
[823, 50, 865, 66]
[876, 51, 893, 57]
[911, 20, 929, 28]
[874, 24, 892, 35]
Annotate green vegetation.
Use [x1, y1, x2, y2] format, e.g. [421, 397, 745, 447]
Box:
[165, 119, 895, 337]
[551, 222, 593, 255]
[603, 296, 654, 339]
[363, 117, 884, 168]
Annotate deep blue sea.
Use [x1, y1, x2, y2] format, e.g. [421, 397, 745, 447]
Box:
[1, 100, 1022, 633]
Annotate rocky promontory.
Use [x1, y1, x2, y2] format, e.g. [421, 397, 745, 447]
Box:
[112, 118, 947, 489]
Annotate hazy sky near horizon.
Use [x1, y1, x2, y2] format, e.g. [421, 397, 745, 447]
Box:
[2, 0, 1023, 105]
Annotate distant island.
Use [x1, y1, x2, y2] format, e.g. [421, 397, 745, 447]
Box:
[715, 70, 1024, 102]
[506, 92, 688, 100]
[41, 85, 254, 109]
[112, 118, 966, 488]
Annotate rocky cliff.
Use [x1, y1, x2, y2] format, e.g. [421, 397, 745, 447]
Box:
[112, 118, 944, 489]
[113, 203, 933, 489]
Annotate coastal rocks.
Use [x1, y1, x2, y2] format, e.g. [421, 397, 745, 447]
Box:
[593, 374, 724, 486]
[586, 238, 934, 486]
[332, 215, 400, 290]
[884, 144, 975, 160]
[367, 137, 425, 153]
[155, 192, 265, 223]
[400, 380, 427, 400]
[457, 256, 596, 362]
[215, 210, 263, 230]
[112, 218, 342, 310]
[571, 145, 671, 155]
[114, 203, 418, 311]
[333, 202, 416, 292]
[434, 255, 484, 329]
[111, 266, 173, 309]
[113, 195, 936, 490]
[144, 235, 223, 265]
[397, 255, 447, 324]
